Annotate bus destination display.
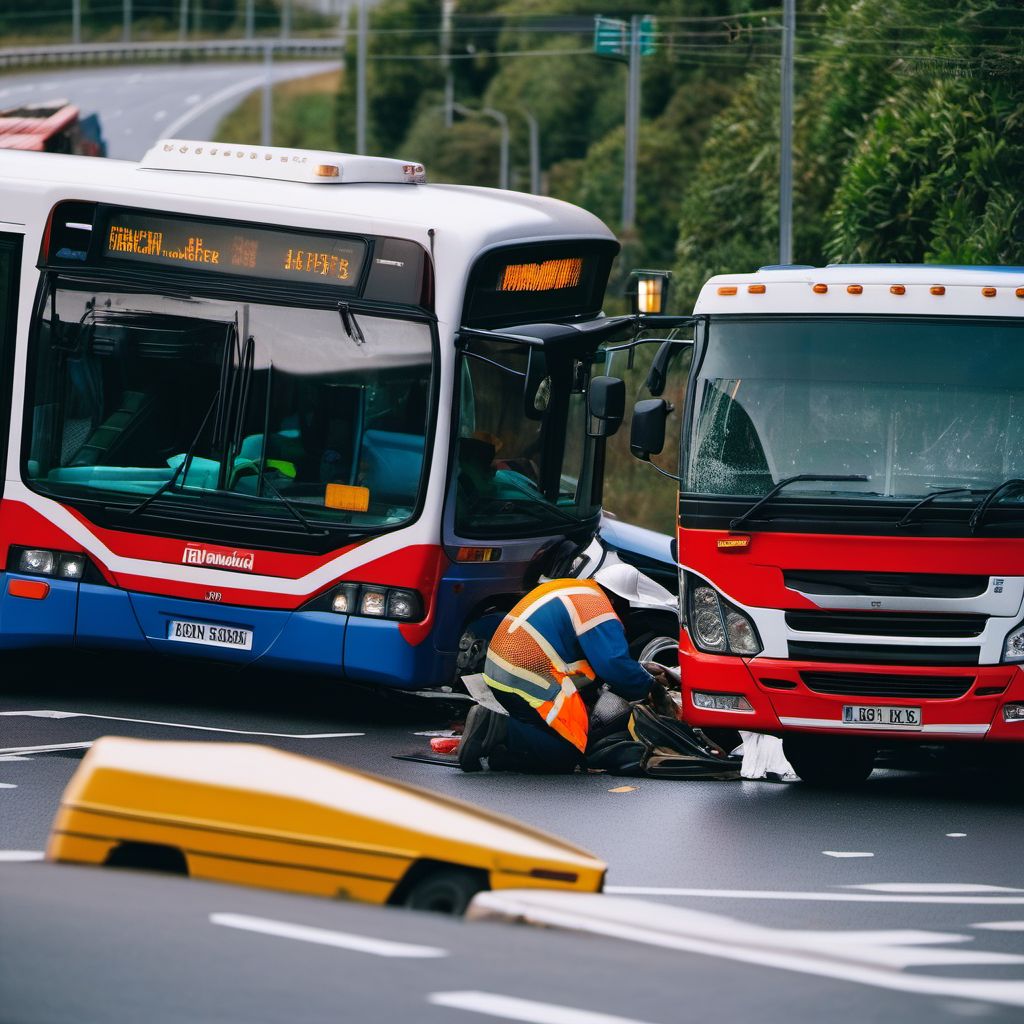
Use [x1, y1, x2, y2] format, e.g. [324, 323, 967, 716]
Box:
[103, 213, 367, 287]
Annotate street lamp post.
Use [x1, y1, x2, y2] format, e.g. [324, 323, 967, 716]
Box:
[356, 0, 368, 153]
[779, 0, 795, 265]
[452, 103, 509, 190]
[519, 107, 540, 195]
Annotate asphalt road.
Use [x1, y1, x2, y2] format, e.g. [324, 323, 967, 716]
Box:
[2, 651, 1023, 1021]
[0, 60, 340, 159]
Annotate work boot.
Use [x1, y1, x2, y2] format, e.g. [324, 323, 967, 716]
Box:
[457, 705, 507, 772]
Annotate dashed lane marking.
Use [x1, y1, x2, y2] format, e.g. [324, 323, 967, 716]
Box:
[947, 833, 968, 838]
[0, 851, 44, 861]
[428, 992, 663, 1024]
[0, 782, 16, 788]
[823, 851, 874, 858]
[210, 913, 448, 959]
[974, 922, 1024, 931]
[161, 74, 279, 138]
[0, 710, 363, 740]
[847, 884, 1024, 894]
[604, 887, 1024, 905]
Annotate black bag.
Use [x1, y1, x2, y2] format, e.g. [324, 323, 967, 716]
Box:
[628, 704, 740, 780]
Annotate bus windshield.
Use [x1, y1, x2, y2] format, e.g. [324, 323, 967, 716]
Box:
[26, 283, 434, 532]
[455, 335, 597, 536]
[687, 317, 1024, 503]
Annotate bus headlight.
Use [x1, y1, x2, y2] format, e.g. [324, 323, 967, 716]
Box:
[686, 577, 762, 657]
[19, 549, 55, 575]
[1003, 622, 1024, 662]
[10, 547, 89, 580]
[321, 583, 425, 622]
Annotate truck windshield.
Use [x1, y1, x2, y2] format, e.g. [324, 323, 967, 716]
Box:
[455, 336, 598, 536]
[687, 317, 1024, 504]
[26, 283, 434, 533]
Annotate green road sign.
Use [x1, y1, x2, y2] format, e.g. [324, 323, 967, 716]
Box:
[639, 15, 657, 57]
[594, 15, 628, 60]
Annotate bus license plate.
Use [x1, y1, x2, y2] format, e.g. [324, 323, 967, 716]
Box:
[842, 705, 921, 728]
[167, 619, 253, 651]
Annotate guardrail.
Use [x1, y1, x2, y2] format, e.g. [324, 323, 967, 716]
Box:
[0, 37, 344, 70]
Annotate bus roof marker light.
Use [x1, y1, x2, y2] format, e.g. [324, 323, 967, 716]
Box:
[983, 287, 997, 297]
[931, 285, 945, 296]
[847, 284, 863, 294]
[890, 285, 906, 295]
[812, 283, 828, 294]
[717, 285, 737, 297]
[141, 139, 427, 186]
[1017, 287, 1024, 298]
[747, 284, 766, 294]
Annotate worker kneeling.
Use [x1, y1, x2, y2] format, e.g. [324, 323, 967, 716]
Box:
[458, 563, 676, 774]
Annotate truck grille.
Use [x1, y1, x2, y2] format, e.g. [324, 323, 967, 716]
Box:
[801, 671, 973, 700]
[788, 640, 980, 666]
[784, 570, 988, 600]
[785, 610, 986, 639]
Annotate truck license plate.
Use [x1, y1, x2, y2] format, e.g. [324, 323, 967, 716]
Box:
[167, 619, 253, 651]
[842, 704, 921, 728]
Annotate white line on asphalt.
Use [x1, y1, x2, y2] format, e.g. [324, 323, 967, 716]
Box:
[162, 74, 272, 138]
[973, 922, 1024, 931]
[0, 741, 93, 757]
[604, 886, 1024, 905]
[185, 93, 201, 103]
[210, 913, 448, 958]
[153, 110, 167, 121]
[847, 884, 1024, 894]
[0, 783, 16, 788]
[947, 833, 967, 838]
[823, 851, 874, 858]
[0, 850, 44, 861]
[0, 710, 362, 739]
[427, 992, 663, 1024]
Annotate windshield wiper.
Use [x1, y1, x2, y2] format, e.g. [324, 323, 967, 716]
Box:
[129, 390, 220, 517]
[969, 479, 1024, 534]
[247, 472, 325, 536]
[896, 487, 986, 529]
[729, 474, 869, 532]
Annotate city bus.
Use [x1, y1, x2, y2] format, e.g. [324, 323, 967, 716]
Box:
[0, 139, 632, 690]
[629, 264, 1024, 784]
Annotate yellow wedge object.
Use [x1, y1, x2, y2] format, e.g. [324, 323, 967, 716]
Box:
[47, 737, 606, 907]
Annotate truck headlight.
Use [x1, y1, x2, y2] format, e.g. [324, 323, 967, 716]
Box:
[692, 691, 754, 713]
[1004, 702, 1024, 722]
[686, 576, 762, 657]
[1003, 623, 1024, 663]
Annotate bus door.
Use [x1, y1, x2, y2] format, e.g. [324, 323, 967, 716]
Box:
[0, 232, 22, 503]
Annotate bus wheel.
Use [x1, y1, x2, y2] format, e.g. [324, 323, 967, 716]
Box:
[398, 866, 488, 916]
[783, 735, 876, 787]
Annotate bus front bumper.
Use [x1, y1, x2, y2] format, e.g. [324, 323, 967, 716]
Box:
[0, 572, 449, 689]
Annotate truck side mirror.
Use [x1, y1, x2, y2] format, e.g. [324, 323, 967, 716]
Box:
[630, 398, 669, 460]
[587, 376, 625, 438]
[646, 339, 693, 397]
[523, 348, 549, 420]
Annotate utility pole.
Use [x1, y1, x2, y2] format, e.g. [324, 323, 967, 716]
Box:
[71, 0, 81, 45]
[123, 0, 131, 43]
[356, 0, 368, 152]
[245, 0, 254, 40]
[261, 44, 272, 147]
[520, 107, 540, 195]
[179, 0, 189, 41]
[779, 0, 795, 265]
[621, 13, 641, 231]
[281, 0, 291, 41]
[441, 0, 456, 128]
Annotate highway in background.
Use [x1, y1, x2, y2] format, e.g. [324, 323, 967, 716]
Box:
[3, 653, 1024, 1022]
[0, 61, 339, 159]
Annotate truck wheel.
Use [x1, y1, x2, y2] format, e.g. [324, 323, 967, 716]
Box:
[783, 735, 876, 787]
[401, 867, 487, 916]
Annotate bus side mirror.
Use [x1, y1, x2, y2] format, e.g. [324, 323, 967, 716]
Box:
[630, 398, 669, 460]
[646, 339, 693, 397]
[523, 348, 549, 420]
[587, 376, 625, 438]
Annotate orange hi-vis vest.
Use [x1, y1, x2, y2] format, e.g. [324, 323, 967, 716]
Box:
[482, 578, 624, 752]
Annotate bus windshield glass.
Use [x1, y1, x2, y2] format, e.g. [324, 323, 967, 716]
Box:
[455, 336, 597, 536]
[687, 317, 1024, 503]
[26, 283, 434, 532]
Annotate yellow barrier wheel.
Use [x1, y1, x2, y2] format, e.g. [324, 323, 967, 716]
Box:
[400, 866, 487, 915]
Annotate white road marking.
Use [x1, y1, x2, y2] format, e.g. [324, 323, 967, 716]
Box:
[0, 783, 16, 788]
[469, 892, 1024, 1009]
[948, 833, 968, 838]
[162, 74, 271, 138]
[0, 850, 44, 861]
[153, 110, 167, 121]
[0, 710, 362, 739]
[604, 886, 1024, 905]
[847, 884, 1024, 894]
[185, 93, 201, 104]
[0, 741, 93, 757]
[974, 922, 1024, 931]
[823, 851, 874, 858]
[428, 992, 662, 1024]
[210, 913, 447, 958]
